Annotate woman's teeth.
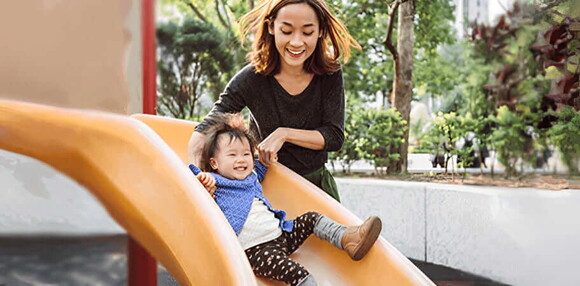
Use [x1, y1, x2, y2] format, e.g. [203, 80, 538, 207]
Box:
[288, 49, 304, 55]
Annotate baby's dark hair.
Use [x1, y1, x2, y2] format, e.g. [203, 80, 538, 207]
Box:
[199, 112, 255, 172]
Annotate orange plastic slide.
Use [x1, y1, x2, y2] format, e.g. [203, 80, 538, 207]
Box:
[0, 99, 433, 286]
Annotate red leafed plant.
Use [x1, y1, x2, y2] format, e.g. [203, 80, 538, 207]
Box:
[532, 16, 579, 111]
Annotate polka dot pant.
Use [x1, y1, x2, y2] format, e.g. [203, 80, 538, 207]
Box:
[244, 211, 321, 286]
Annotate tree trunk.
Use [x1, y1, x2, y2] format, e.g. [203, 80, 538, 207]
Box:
[391, 0, 414, 173]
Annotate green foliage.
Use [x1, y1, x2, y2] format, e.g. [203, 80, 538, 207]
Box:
[329, 98, 364, 173]
[330, 104, 407, 174]
[489, 106, 538, 176]
[329, 0, 393, 101]
[354, 108, 408, 174]
[547, 107, 580, 174]
[158, 0, 249, 99]
[414, 44, 462, 103]
[329, 0, 455, 102]
[425, 112, 461, 172]
[419, 111, 492, 176]
[422, 112, 464, 172]
[156, 19, 233, 119]
[414, 0, 456, 54]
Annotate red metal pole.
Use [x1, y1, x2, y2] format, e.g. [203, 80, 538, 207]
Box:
[142, 0, 157, 115]
[128, 237, 157, 286]
[128, 0, 157, 285]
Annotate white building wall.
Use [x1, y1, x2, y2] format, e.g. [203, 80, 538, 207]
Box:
[454, 0, 490, 37]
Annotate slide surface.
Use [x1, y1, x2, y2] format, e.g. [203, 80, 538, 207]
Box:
[0, 99, 433, 285]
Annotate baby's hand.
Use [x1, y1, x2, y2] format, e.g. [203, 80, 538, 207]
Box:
[196, 172, 217, 199]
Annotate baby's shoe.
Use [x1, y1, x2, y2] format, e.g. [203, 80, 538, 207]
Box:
[341, 216, 382, 261]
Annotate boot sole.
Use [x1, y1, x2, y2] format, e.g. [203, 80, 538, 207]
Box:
[352, 216, 382, 261]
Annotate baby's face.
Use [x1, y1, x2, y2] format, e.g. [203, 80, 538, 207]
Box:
[210, 135, 254, 180]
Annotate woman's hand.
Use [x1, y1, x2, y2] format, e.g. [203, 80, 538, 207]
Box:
[188, 131, 206, 166]
[196, 172, 217, 199]
[257, 128, 287, 166]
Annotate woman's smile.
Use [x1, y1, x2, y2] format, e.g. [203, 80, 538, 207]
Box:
[287, 48, 305, 57]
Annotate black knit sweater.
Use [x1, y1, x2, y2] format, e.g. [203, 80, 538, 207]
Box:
[195, 65, 345, 175]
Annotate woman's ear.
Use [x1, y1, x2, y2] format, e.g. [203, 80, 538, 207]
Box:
[267, 20, 274, 35]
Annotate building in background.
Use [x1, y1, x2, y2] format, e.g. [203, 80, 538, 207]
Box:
[453, 0, 517, 38]
[454, 0, 490, 37]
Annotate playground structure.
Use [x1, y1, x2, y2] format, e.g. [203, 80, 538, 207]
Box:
[0, 1, 433, 285]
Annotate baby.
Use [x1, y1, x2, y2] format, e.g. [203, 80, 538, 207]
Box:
[189, 112, 381, 286]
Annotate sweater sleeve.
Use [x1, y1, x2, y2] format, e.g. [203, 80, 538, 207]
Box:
[254, 160, 268, 182]
[315, 69, 345, 151]
[188, 164, 202, 175]
[195, 66, 251, 133]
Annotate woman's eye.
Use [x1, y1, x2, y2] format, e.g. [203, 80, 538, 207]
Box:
[281, 30, 291, 35]
[304, 31, 314, 36]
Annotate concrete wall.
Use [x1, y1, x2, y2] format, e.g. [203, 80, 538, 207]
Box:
[3, 148, 579, 285]
[338, 178, 580, 286]
[0, 0, 143, 236]
[0, 0, 141, 114]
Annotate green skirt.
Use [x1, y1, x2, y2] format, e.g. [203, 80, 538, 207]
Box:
[302, 165, 340, 202]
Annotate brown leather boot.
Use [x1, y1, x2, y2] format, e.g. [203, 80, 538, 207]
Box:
[341, 216, 382, 261]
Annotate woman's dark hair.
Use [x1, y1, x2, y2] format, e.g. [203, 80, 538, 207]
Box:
[199, 113, 255, 172]
[239, 0, 360, 76]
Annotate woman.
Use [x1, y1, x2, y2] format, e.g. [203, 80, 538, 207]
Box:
[188, 0, 360, 201]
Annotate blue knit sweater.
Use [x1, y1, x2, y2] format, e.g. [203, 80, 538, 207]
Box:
[189, 161, 294, 235]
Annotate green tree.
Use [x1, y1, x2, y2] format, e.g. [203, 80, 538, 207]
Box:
[159, 0, 250, 101]
[336, 0, 455, 173]
[156, 19, 232, 119]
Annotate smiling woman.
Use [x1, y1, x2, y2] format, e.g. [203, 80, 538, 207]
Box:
[188, 0, 361, 204]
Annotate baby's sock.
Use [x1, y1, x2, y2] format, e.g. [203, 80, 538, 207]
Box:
[313, 215, 346, 250]
[297, 274, 317, 286]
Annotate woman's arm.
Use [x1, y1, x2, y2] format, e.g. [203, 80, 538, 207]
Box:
[257, 127, 325, 166]
[315, 69, 345, 151]
[188, 131, 206, 166]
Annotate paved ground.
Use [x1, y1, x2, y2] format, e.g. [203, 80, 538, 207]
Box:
[0, 235, 507, 286]
[410, 259, 510, 286]
[0, 235, 178, 286]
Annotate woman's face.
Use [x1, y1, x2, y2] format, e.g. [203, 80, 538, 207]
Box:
[269, 3, 320, 72]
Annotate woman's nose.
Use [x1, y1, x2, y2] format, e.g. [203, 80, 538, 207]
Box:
[290, 33, 303, 46]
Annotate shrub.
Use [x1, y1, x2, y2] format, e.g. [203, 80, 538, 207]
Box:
[354, 108, 407, 175]
[421, 112, 487, 176]
[547, 107, 580, 175]
[489, 106, 536, 177]
[331, 106, 407, 175]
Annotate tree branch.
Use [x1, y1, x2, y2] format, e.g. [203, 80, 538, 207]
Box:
[184, 1, 208, 22]
[223, 1, 233, 28]
[383, 0, 407, 59]
[215, 0, 230, 29]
